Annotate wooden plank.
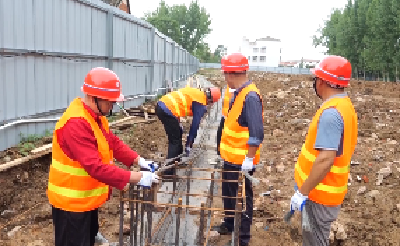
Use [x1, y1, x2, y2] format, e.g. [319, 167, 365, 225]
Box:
[0, 116, 157, 172]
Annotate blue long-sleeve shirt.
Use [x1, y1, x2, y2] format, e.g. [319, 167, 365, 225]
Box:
[225, 80, 264, 167]
[157, 100, 207, 146]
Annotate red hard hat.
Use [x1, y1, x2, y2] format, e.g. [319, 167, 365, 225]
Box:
[221, 53, 249, 72]
[81, 67, 124, 101]
[311, 55, 352, 87]
[207, 87, 221, 103]
[220, 56, 227, 72]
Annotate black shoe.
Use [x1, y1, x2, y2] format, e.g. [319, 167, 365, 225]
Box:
[224, 239, 248, 246]
[211, 223, 232, 235]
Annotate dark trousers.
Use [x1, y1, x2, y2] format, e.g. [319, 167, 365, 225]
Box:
[222, 163, 254, 246]
[156, 105, 183, 174]
[52, 206, 99, 246]
[216, 117, 225, 156]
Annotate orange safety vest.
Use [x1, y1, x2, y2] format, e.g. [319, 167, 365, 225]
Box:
[222, 86, 232, 117]
[220, 83, 263, 165]
[47, 98, 114, 212]
[159, 87, 207, 117]
[294, 97, 358, 206]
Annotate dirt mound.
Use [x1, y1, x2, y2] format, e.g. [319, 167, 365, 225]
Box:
[203, 71, 400, 246]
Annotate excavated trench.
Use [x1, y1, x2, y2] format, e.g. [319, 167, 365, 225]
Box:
[118, 75, 225, 246]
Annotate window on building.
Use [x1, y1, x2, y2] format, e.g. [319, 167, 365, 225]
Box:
[252, 56, 257, 62]
[260, 56, 266, 62]
[248, 56, 250, 61]
[261, 47, 266, 53]
[253, 48, 259, 53]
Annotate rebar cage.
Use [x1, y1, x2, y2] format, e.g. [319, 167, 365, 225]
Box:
[118, 165, 246, 246]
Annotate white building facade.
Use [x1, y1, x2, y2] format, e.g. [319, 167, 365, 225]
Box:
[239, 36, 281, 67]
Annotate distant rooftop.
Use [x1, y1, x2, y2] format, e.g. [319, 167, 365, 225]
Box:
[243, 36, 281, 44]
[284, 59, 320, 63]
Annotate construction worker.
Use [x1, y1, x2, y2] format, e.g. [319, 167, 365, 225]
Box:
[212, 53, 264, 246]
[46, 67, 159, 246]
[155, 86, 221, 178]
[289, 55, 358, 246]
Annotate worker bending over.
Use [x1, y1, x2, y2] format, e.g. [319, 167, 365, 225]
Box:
[156, 86, 221, 178]
[47, 67, 159, 246]
[290, 56, 358, 246]
[212, 53, 264, 246]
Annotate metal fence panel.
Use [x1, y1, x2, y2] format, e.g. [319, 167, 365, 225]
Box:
[0, 0, 199, 152]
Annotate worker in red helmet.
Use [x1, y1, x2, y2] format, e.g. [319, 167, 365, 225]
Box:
[289, 55, 358, 246]
[156, 86, 221, 179]
[47, 67, 159, 246]
[212, 53, 264, 246]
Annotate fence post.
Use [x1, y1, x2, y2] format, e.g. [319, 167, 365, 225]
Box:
[172, 44, 175, 89]
[163, 38, 167, 94]
[106, 7, 114, 70]
[149, 28, 156, 95]
[177, 47, 180, 87]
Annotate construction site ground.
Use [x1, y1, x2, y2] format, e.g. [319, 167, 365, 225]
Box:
[1, 70, 400, 246]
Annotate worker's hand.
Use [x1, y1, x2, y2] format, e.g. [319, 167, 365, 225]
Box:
[185, 146, 191, 157]
[138, 157, 158, 172]
[241, 156, 254, 172]
[137, 171, 159, 188]
[290, 190, 308, 212]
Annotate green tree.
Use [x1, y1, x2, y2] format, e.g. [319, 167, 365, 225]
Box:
[144, 0, 212, 54]
[193, 42, 212, 62]
[100, 0, 123, 7]
[313, 0, 400, 81]
[210, 45, 226, 63]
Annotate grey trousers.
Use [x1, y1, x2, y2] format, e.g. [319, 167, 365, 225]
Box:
[302, 200, 341, 246]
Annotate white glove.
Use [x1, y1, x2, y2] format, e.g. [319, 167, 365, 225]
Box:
[241, 156, 254, 172]
[137, 171, 159, 188]
[290, 190, 308, 211]
[95, 232, 109, 244]
[138, 157, 158, 172]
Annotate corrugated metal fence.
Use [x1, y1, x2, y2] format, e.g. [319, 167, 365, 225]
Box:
[0, 0, 199, 152]
[200, 63, 312, 75]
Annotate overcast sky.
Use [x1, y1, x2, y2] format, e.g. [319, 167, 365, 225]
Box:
[129, 0, 349, 61]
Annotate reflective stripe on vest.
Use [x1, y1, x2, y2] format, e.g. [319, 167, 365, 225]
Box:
[294, 97, 358, 206]
[166, 91, 188, 116]
[222, 87, 230, 117]
[47, 98, 113, 212]
[159, 87, 207, 117]
[220, 83, 263, 165]
[48, 183, 109, 198]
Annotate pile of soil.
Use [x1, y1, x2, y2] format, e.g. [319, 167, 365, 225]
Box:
[204, 70, 400, 246]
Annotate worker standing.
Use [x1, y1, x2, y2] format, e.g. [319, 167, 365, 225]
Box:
[155, 86, 221, 178]
[289, 56, 358, 246]
[212, 53, 264, 246]
[47, 67, 159, 246]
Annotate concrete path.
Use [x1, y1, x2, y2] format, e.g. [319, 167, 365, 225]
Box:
[149, 75, 225, 246]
